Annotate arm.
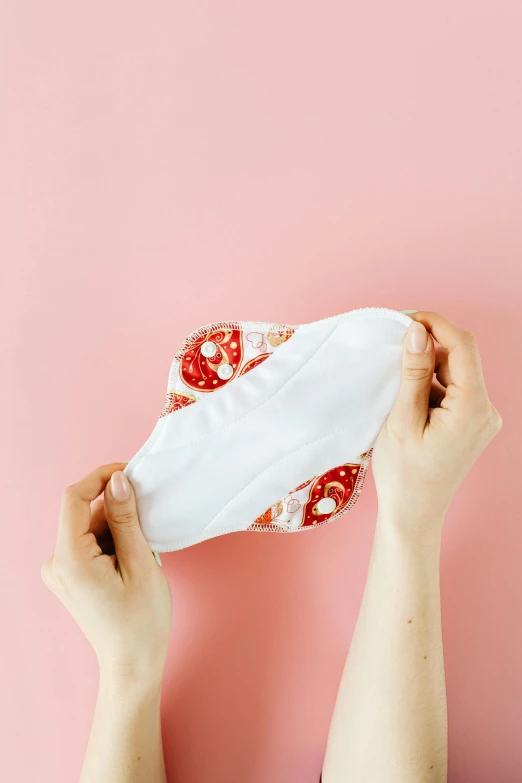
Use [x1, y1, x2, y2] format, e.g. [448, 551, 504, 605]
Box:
[81, 674, 165, 783]
[322, 312, 502, 783]
[42, 465, 172, 783]
[322, 514, 447, 782]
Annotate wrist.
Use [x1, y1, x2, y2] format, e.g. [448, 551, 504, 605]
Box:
[376, 507, 446, 549]
[98, 670, 163, 706]
[98, 656, 165, 701]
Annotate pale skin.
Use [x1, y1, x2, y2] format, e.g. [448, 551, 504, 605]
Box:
[42, 311, 502, 782]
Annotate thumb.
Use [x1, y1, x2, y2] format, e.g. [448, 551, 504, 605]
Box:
[104, 470, 151, 571]
[388, 320, 435, 434]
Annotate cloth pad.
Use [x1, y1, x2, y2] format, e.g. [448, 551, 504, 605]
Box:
[124, 307, 412, 552]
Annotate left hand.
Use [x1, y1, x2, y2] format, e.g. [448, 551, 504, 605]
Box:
[42, 463, 172, 686]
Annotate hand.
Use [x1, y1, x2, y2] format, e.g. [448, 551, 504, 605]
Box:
[372, 311, 502, 532]
[42, 464, 172, 687]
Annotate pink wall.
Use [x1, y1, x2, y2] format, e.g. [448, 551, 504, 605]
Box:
[2, 1, 521, 781]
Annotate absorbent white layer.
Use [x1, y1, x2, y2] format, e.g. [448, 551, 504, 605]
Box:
[124, 307, 411, 551]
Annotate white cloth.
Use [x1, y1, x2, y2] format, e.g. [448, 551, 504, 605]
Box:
[124, 307, 411, 551]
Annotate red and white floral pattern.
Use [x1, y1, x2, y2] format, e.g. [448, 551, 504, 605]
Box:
[248, 453, 372, 532]
[160, 323, 295, 415]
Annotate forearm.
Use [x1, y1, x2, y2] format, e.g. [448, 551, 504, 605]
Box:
[80, 671, 167, 783]
[322, 513, 448, 783]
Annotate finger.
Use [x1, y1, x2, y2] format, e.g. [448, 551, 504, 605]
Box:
[410, 311, 485, 392]
[56, 463, 128, 556]
[91, 508, 116, 557]
[88, 496, 119, 555]
[429, 378, 447, 409]
[387, 320, 435, 434]
[89, 496, 108, 538]
[434, 346, 452, 388]
[104, 471, 151, 576]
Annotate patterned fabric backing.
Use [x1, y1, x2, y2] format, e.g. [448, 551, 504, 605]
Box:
[159, 320, 372, 534]
[160, 323, 296, 412]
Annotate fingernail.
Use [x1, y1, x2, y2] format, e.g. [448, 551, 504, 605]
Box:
[406, 321, 428, 353]
[110, 471, 130, 502]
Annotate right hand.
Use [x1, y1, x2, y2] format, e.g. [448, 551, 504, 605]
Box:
[41, 464, 172, 686]
[372, 311, 502, 531]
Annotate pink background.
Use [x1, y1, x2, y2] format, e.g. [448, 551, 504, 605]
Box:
[1, 1, 521, 781]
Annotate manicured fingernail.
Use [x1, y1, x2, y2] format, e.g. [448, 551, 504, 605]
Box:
[406, 321, 428, 353]
[110, 471, 130, 501]
[401, 310, 418, 314]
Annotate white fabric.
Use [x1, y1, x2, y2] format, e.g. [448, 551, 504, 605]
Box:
[124, 307, 412, 551]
